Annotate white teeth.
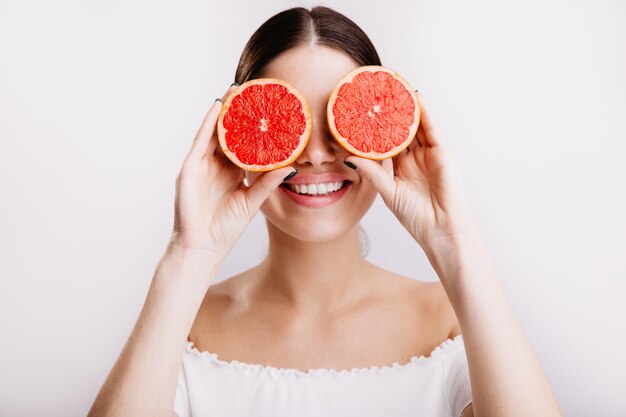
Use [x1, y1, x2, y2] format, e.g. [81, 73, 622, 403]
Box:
[287, 181, 346, 196]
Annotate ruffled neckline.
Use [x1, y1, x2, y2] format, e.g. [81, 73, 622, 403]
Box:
[184, 333, 464, 377]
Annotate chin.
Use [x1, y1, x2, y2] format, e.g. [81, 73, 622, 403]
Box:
[266, 216, 356, 243]
[260, 186, 377, 243]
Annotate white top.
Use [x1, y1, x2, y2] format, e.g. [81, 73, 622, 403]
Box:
[174, 334, 473, 417]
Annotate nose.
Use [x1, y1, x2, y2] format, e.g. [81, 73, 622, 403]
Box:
[295, 126, 341, 168]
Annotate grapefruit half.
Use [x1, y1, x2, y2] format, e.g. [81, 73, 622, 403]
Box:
[217, 78, 312, 171]
[327, 66, 420, 160]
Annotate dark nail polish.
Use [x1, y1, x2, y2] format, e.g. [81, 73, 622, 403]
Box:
[230, 82, 240, 87]
[344, 161, 357, 170]
[215, 97, 222, 103]
[283, 169, 298, 181]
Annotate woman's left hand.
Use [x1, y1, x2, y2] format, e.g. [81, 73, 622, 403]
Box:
[343, 91, 476, 249]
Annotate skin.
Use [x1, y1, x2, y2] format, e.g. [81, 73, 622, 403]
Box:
[87, 44, 563, 417]
[189, 46, 460, 374]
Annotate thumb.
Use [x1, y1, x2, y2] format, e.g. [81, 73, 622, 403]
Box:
[344, 156, 395, 202]
[243, 166, 298, 212]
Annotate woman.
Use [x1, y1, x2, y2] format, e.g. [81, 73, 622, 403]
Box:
[88, 6, 563, 417]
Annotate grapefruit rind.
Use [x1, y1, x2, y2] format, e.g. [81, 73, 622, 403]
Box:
[217, 78, 312, 172]
[327, 65, 421, 160]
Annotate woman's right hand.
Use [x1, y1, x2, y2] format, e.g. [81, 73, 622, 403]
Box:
[169, 84, 298, 258]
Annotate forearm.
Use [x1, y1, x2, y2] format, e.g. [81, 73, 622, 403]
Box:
[87, 243, 222, 417]
[423, 220, 563, 417]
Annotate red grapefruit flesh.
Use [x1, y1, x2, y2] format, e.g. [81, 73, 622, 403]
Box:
[217, 78, 312, 171]
[327, 66, 420, 160]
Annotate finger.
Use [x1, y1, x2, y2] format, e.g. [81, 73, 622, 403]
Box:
[415, 90, 442, 147]
[190, 83, 239, 160]
[189, 98, 222, 160]
[214, 136, 227, 159]
[395, 143, 413, 168]
[344, 155, 395, 203]
[408, 90, 423, 150]
[407, 134, 421, 152]
[244, 166, 298, 214]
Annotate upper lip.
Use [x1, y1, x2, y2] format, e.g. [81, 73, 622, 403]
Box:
[283, 172, 352, 185]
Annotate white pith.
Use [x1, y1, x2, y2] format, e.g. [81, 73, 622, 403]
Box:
[286, 181, 347, 196]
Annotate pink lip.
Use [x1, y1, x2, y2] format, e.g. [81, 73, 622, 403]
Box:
[279, 181, 352, 208]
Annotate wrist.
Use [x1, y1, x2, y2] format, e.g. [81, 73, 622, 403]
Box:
[420, 217, 485, 280]
[167, 232, 230, 259]
[421, 213, 480, 253]
[156, 240, 225, 287]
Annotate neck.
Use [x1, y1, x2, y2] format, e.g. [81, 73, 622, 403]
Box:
[256, 220, 373, 315]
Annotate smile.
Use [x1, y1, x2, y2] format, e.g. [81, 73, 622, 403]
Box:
[285, 180, 347, 196]
[279, 180, 353, 208]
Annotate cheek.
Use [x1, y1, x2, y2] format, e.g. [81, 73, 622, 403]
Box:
[354, 180, 379, 214]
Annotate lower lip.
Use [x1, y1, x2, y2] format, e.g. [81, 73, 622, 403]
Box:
[279, 182, 352, 208]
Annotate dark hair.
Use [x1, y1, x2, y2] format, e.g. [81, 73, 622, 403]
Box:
[234, 6, 382, 84]
[238, 6, 376, 258]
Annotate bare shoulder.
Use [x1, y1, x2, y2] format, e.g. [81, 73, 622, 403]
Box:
[188, 270, 254, 343]
[373, 268, 461, 341]
[189, 265, 462, 355]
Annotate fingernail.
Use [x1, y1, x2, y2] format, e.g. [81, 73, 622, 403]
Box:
[215, 97, 222, 103]
[230, 82, 240, 87]
[283, 169, 298, 181]
[343, 161, 357, 170]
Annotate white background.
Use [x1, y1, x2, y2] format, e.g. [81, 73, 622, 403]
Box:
[1, 0, 625, 416]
